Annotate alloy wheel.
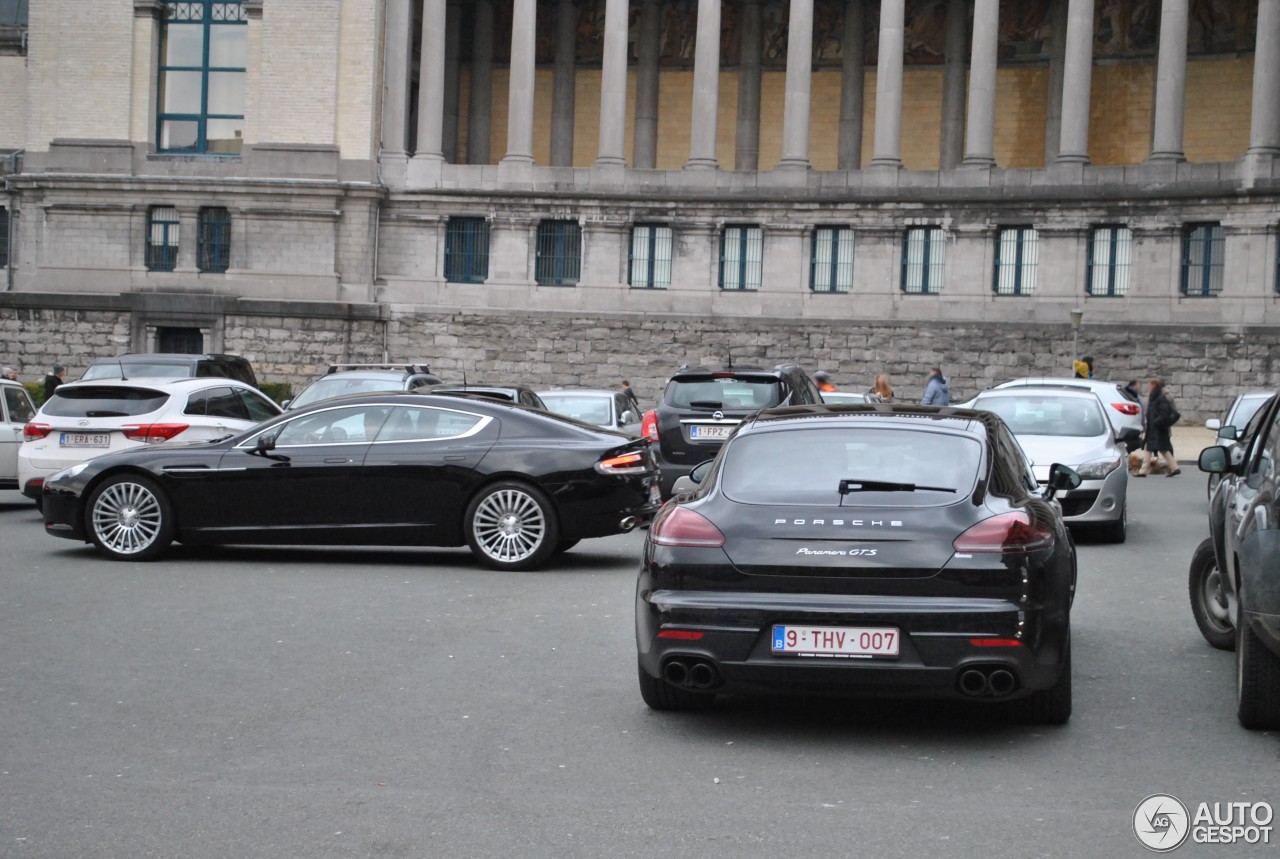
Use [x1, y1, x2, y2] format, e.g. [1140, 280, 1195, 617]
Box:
[1202, 563, 1231, 630]
[472, 488, 548, 565]
[92, 481, 164, 555]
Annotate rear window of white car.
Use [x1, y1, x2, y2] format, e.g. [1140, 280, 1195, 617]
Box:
[541, 394, 613, 426]
[975, 395, 1108, 438]
[721, 426, 982, 508]
[42, 386, 170, 418]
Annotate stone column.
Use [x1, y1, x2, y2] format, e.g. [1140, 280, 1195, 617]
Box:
[686, 0, 722, 170]
[1043, 0, 1067, 162]
[869, 0, 905, 168]
[962, 0, 997, 166]
[1056, 0, 1093, 164]
[442, 0, 463, 162]
[779, 0, 814, 169]
[551, 0, 577, 167]
[939, 0, 967, 170]
[502, 0, 538, 166]
[380, 0, 413, 156]
[414, 0, 447, 162]
[1247, 0, 1280, 156]
[468, 0, 494, 164]
[837, 0, 865, 170]
[1148, 0, 1188, 162]
[596, 0, 629, 167]
[736, 0, 763, 170]
[633, 0, 662, 168]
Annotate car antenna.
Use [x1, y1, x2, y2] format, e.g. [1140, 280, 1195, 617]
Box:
[726, 348, 734, 370]
[118, 359, 128, 381]
[462, 370, 467, 390]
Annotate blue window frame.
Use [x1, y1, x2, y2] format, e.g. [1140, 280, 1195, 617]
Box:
[810, 227, 854, 293]
[444, 217, 490, 284]
[719, 225, 763, 291]
[901, 226, 945, 294]
[1086, 225, 1132, 297]
[1181, 223, 1224, 297]
[994, 226, 1039, 295]
[198, 207, 230, 272]
[146, 206, 180, 272]
[158, 1, 247, 154]
[0, 208, 8, 269]
[535, 221, 581, 286]
[629, 224, 673, 288]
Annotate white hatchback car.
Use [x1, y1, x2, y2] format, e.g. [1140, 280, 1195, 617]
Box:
[19, 378, 281, 503]
[1, 378, 39, 491]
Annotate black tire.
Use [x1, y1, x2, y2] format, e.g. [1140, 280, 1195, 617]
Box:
[33, 495, 43, 513]
[1098, 504, 1126, 544]
[1188, 538, 1234, 650]
[463, 480, 559, 571]
[637, 660, 716, 712]
[1236, 616, 1280, 730]
[84, 474, 175, 562]
[553, 538, 580, 556]
[1017, 635, 1072, 725]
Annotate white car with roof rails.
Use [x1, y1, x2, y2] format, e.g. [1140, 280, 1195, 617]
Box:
[990, 377, 1143, 441]
[19, 377, 281, 505]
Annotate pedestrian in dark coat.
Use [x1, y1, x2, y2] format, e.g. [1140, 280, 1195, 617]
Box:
[1137, 378, 1180, 477]
[43, 364, 66, 401]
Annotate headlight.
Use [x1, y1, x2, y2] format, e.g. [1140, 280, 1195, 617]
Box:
[48, 462, 90, 483]
[1075, 458, 1122, 480]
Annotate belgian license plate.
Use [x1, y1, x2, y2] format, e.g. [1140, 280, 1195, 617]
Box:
[59, 432, 110, 448]
[689, 424, 733, 440]
[771, 625, 900, 658]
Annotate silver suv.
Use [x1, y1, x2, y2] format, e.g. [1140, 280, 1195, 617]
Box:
[286, 364, 441, 410]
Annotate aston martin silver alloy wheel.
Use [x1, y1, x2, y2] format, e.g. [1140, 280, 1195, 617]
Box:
[465, 482, 558, 571]
[87, 475, 174, 561]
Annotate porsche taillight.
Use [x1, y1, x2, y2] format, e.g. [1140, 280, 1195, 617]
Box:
[649, 505, 726, 548]
[953, 512, 1054, 554]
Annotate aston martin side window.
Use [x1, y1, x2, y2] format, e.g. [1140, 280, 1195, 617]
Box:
[274, 406, 390, 446]
[375, 407, 485, 442]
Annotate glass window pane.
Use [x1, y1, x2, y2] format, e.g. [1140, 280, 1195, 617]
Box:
[208, 24, 248, 68]
[160, 119, 199, 149]
[206, 118, 244, 153]
[161, 69, 203, 114]
[162, 23, 204, 66]
[207, 72, 245, 115]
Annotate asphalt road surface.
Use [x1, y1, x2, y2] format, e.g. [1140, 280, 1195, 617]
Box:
[1, 476, 1276, 859]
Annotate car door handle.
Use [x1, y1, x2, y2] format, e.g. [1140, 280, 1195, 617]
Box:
[324, 457, 352, 464]
[444, 455, 468, 461]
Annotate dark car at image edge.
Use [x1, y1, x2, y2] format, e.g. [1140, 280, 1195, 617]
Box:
[636, 403, 1080, 723]
[40, 392, 660, 571]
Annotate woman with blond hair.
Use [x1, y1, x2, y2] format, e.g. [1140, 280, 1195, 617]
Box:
[867, 373, 895, 403]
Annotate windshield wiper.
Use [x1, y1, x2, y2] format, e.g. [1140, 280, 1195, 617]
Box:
[689, 400, 724, 409]
[838, 479, 956, 494]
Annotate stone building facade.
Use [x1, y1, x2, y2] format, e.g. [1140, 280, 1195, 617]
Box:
[2, 0, 1280, 418]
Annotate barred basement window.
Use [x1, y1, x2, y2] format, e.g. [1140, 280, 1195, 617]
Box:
[810, 227, 855, 293]
[444, 217, 490, 284]
[1086, 226, 1132, 297]
[719, 225, 763, 291]
[629, 224, 673, 289]
[198, 207, 230, 272]
[158, 0, 247, 154]
[901, 226, 945, 294]
[994, 226, 1039, 296]
[0, 208, 8, 269]
[1181, 223, 1225, 297]
[535, 220, 581, 286]
[146, 206, 180, 272]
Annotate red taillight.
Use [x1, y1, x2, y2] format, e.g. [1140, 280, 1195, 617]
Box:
[953, 512, 1054, 554]
[122, 423, 189, 443]
[969, 638, 1024, 647]
[650, 505, 726, 548]
[595, 451, 649, 475]
[23, 422, 53, 441]
[641, 409, 659, 442]
[657, 629, 705, 640]
[1110, 402, 1141, 416]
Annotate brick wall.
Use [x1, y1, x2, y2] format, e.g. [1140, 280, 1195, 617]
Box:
[256, 0, 339, 146]
[0, 55, 25, 150]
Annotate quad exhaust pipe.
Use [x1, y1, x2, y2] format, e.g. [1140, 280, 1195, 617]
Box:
[956, 665, 1019, 698]
[662, 656, 722, 690]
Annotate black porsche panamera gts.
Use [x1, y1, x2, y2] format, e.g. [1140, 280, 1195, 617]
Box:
[636, 404, 1081, 723]
[40, 393, 659, 571]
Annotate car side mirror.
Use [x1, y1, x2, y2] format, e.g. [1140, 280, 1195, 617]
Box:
[253, 433, 277, 455]
[1216, 425, 1238, 441]
[620, 410, 637, 425]
[1205, 418, 1222, 431]
[280, 398, 292, 409]
[1045, 463, 1082, 500]
[1198, 446, 1230, 474]
[673, 460, 715, 495]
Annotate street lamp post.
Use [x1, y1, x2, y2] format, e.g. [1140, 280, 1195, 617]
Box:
[1070, 308, 1084, 372]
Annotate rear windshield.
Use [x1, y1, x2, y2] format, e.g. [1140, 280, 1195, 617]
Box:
[541, 394, 613, 425]
[82, 362, 192, 380]
[43, 386, 170, 418]
[721, 426, 982, 507]
[291, 377, 401, 409]
[665, 376, 781, 410]
[974, 395, 1108, 438]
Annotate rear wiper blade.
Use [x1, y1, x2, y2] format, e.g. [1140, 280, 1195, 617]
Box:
[838, 479, 955, 494]
[689, 400, 724, 409]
